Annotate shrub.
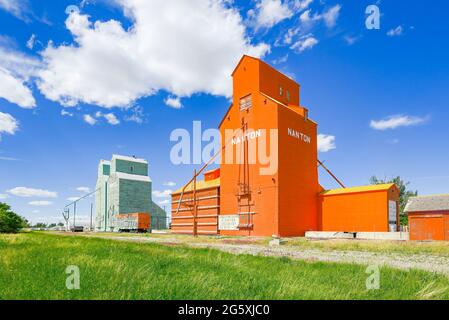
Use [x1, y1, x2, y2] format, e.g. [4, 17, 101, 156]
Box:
[0, 202, 27, 233]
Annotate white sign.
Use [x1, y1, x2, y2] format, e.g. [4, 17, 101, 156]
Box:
[232, 129, 261, 145]
[287, 128, 311, 144]
[388, 201, 397, 222]
[219, 215, 239, 231]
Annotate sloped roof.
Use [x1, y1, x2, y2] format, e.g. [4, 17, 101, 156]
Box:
[321, 183, 396, 196]
[405, 194, 449, 213]
[173, 178, 220, 194]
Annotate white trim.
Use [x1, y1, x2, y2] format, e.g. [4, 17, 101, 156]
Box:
[114, 172, 151, 182]
[112, 154, 148, 164]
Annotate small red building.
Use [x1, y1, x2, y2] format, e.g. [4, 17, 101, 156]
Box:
[405, 195, 449, 241]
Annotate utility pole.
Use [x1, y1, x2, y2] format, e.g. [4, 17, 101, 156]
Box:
[193, 169, 197, 237]
[90, 203, 93, 232]
[73, 202, 77, 231]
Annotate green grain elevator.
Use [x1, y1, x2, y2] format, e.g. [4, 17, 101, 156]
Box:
[95, 155, 167, 232]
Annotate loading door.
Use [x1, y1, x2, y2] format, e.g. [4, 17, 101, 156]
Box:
[410, 215, 444, 241]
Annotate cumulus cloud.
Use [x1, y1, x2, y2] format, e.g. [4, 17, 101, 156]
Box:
[0, 112, 19, 139]
[67, 196, 81, 202]
[387, 26, 403, 37]
[370, 115, 428, 130]
[29, 200, 53, 206]
[36, 1, 270, 108]
[158, 199, 170, 205]
[77, 187, 91, 193]
[0, 45, 40, 108]
[103, 113, 120, 125]
[152, 189, 172, 198]
[7, 187, 58, 198]
[322, 4, 341, 28]
[249, 0, 293, 29]
[299, 4, 340, 28]
[83, 114, 97, 125]
[317, 134, 336, 152]
[61, 109, 74, 117]
[0, 68, 35, 108]
[164, 96, 182, 109]
[163, 181, 176, 187]
[291, 35, 318, 52]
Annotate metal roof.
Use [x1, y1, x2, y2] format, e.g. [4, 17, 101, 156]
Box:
[405, 194, 449, 213]
[173, 178, 220, 194]
[321, 183, 396, 196]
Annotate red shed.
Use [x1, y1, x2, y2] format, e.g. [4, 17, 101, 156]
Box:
[405, 194, 449, 241]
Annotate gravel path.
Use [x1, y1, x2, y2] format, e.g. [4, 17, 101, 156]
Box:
[97, 235, 449, 276]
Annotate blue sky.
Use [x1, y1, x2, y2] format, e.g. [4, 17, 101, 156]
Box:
[0, 0, 448, 224]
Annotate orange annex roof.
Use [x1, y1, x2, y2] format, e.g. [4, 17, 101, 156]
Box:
[320, 183, 396, 196]
[173, 177, 220, 194]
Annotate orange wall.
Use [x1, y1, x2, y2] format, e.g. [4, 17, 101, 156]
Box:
[171, 186, 220, 235]
[319, 188, 399, 232]
[409, 212, 449, 241]
[277, 107, 319, 236]
[259, 61, 300, 106]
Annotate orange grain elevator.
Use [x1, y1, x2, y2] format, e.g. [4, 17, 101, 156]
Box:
[172, 55, 399, 237]
[218, 55, 320, 237]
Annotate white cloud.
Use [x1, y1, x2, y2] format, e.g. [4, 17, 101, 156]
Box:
[322, 4, 341, 28]
[291, 36, 318, 52]
[158, 199, 170, 205]
[95, 111, 120, 125]
[36, 1, 270, 108]
[0, 156, 20, 161]
[163, 181, 176, 187]
[344, 35, 360, 46]
[370, 115, 428, 130]
[0, 45, 40, 108]
[7, 187, 58, 198]
[61, 109, 74, 117]
[299, 4, 340, 28]
[0, 0, 28, 20]
[26, 34, 36, 49]
[83, 114, 97, 125]
[0, 193, 10, 199]
[0, 68, 35, 108]
[299, 9, 320, 24]
[0, 112, 19, 139]
[29, 200, 53, 206]
[250, 0, 293, 29]
[103, 113, 120, 125]
[387, 26, 403, 37]
[294, 0, 313, 10]
[164, 96, 182, 109]
[124, 106, 144, 124]
[76, 187, 91, 193]
[152, 189, 172, 198]
[317, 134, 336, 152]
[67, 196, 81, 202]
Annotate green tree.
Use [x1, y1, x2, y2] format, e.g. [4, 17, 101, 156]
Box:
[0, 203, 27, 233]
[370, 176, 418, 226]
[33, 223, 47, 228]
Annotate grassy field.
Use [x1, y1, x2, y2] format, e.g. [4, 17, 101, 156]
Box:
[85, 232, 449, 257]
[285, 237, 449, 257]
[1, 232, 448, 300]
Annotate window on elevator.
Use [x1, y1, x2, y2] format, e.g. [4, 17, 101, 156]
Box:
[239, 94, 252, 111]
[286, 90, 290, 102]
[279, 85, 283, 96]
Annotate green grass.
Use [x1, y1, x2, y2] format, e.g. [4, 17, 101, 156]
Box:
[1, 232, 448, 300]
[285, 238, 449, 257]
